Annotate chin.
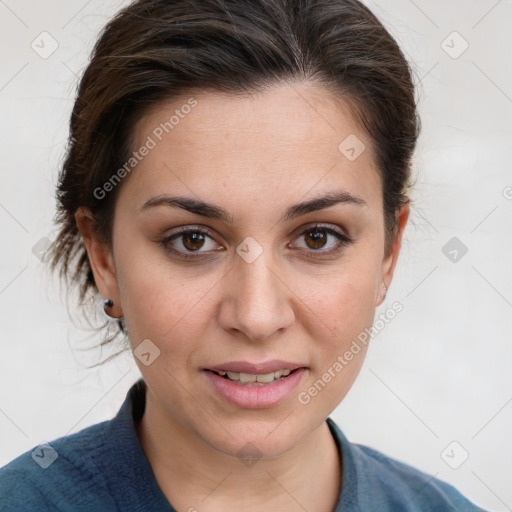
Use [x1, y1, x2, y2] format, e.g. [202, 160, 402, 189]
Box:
[196, 414, 308, 461]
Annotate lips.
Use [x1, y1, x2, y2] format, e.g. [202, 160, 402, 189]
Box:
[203, 366, 308, 408]
[204, 360, 307, 374]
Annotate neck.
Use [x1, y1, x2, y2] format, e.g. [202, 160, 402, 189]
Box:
[136, 388, 342, 512]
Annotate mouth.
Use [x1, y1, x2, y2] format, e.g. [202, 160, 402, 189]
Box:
[202, 365, 308, 409]
[204, 368, 301, 386]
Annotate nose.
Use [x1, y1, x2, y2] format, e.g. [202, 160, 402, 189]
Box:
[217, 249, 295, 341]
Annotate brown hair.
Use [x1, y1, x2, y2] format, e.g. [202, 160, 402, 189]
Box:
[47, 0, 421, 363]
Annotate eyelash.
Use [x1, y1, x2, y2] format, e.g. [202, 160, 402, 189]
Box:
[158, 224, 353, 261]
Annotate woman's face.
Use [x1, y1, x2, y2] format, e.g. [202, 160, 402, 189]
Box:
[82, 81, 407, 458]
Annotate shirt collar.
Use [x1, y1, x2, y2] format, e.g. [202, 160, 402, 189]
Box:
[103, 378, 175, 511]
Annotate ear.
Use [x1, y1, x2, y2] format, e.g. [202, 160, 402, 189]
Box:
[376, 203, 409, 306]
[75, 207, 122, 317]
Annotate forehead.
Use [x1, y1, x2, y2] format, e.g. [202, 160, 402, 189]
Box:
[123, 81, 382, 214]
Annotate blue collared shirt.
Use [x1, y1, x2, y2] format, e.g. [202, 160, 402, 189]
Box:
[0, 379, 486, 511]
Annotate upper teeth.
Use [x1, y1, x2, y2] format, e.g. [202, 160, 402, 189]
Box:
[217, 369, 292, 383]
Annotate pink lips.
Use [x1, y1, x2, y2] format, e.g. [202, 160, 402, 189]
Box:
[202, 367, 307, 409]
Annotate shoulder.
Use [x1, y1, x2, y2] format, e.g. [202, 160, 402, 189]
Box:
[326, 418, 488, 511]
[355, 443, 484, 510]
[0, 420, 117, 512]
[0, 379, 170, 512]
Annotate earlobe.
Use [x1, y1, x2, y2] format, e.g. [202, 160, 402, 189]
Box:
[75, 207, 122, 317]
[377, 204, 410, 306]
[375, 281, 388, 307]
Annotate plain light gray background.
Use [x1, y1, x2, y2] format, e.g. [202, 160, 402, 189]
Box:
[1, 1, 511, 510]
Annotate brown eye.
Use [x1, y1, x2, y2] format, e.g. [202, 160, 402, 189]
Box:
[303, 228, 329, 250]
[159, 228, 221, 259]
[182, 231, 206, 251]
[292, 225, 353, 255]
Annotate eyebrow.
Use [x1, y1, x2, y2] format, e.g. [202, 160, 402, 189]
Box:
[138, 190, 366, 223]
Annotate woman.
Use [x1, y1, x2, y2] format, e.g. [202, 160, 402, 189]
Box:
[0, 0, 486, 510]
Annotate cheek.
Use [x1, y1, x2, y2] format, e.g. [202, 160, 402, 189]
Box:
[291, 267, 377, 414]
[116, 246, 218, 359]
[290, 251, 380, 403]
[295, 254, 379, 332]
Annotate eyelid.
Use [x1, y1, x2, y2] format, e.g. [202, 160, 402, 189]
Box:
[167, 224, 217, 238]
[292, 222, 352, 242]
